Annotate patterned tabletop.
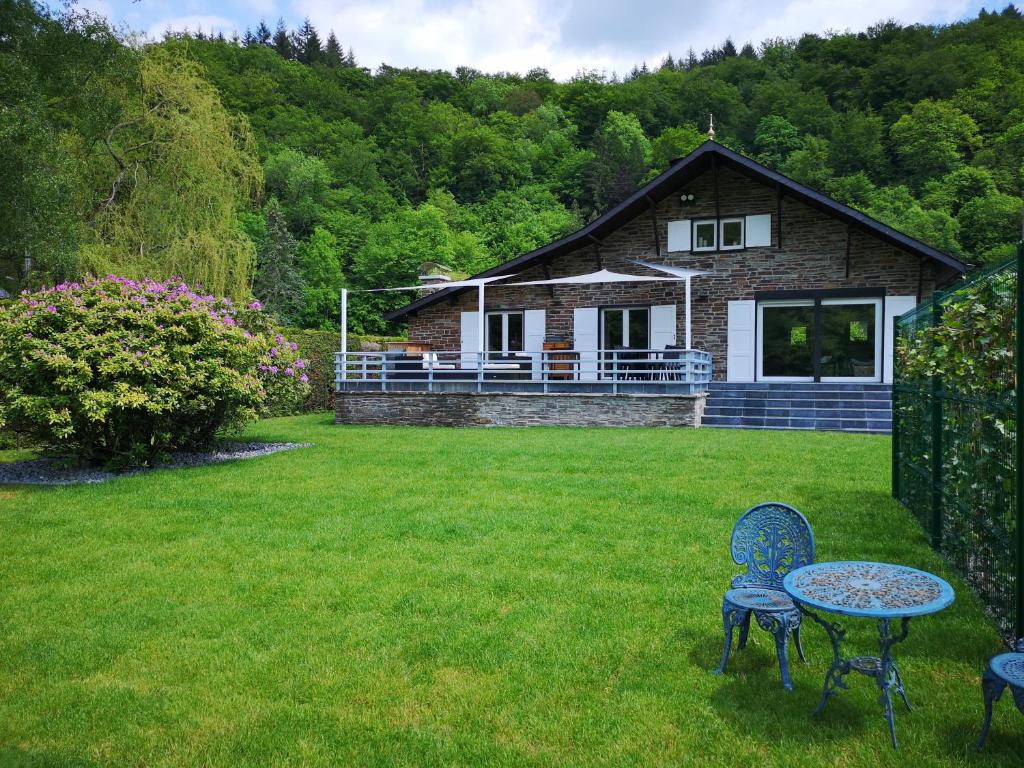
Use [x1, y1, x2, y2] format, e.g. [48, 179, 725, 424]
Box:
[783, 561, 955, 619]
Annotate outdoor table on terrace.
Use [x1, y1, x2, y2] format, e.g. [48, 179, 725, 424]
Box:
[782, 561, 955, 749]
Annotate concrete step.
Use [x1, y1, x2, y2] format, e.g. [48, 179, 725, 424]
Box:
[703, 382, 892, 433]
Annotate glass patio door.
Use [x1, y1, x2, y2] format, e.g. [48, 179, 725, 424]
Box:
[757, 298, 882, 382]
[819, 299, 881, 381]
[759, 302, 815, 380]
[601, 307, 649, 377]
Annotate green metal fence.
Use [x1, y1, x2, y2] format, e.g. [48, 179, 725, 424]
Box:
[892, 244, 1024, 643]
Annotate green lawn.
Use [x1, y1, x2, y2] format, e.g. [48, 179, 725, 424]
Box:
[0, 416, 1018, 767]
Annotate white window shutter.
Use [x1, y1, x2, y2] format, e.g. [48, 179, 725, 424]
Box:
[524, 309, 546, 380]
[667, 220, 692, 252]
[573, 307, 599, 381]
[884, 296, 916, 384]
[746, 214, 771, 247]
[650, 304, 677, 350]
[460, 311, 479, 369]
[727, 300, 755, 382]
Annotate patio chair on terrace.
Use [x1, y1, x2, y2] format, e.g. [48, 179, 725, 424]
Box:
[714, 502, 815, 691]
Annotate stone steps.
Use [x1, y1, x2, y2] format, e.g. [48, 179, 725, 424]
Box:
[703, 383, 892, 433]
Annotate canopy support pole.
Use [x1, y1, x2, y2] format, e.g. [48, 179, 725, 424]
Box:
[340, 288, 348, 381]
[685, 277, 692, 349]
[478, 283, 485, 364]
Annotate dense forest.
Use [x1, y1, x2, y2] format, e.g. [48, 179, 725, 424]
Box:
[2, 1, 1024, 333]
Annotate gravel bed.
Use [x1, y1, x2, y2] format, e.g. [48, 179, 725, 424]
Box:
[0, 442, 313, 486]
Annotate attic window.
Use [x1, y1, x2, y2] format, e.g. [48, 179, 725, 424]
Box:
[720, 218, 744, 250]
[693, 220, 717, 251]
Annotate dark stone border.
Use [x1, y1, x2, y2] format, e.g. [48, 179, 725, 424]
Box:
[0, 442, 313, 486]
[335, 391, 706, 427]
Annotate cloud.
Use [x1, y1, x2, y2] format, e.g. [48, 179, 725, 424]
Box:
[293, 0, 980, 78]
[102, 0, 987, 78]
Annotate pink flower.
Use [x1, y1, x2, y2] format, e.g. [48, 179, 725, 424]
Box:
[24, 332, 32, 338]
[300, 374, 309, 383]
[285, 367, 295, 376]
[289, 341, 298, 352]
[248, 301, 262, 310]
[269, 365, 278, 374]
[269, 347, 278, 358]
[45, 305, 57, 313]
[295, 359, 305, 369]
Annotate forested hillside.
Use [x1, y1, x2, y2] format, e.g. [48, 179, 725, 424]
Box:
[3, 1, 1024, 333]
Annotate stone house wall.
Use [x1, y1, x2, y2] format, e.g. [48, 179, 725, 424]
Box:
[405, 167, 938, 379]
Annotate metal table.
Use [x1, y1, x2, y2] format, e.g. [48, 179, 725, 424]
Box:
[783, 561, 955, 748]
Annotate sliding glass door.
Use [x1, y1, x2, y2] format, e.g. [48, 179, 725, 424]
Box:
[757, 298, 882, 382]
[601, 307, 650, 377]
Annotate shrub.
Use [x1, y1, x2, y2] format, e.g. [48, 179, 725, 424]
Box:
[285, 329, 405, 413]
[0, 276, 309, 467]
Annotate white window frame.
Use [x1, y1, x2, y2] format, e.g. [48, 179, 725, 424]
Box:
[756, 300, 815, 383]
[599, 306, 651, 350]
[485, 310, 525, 354]
[719, 217, 745, 250]
[692, 219, 718, 252]
[819, 298, 883, 384]
[755, 298, 884, 383]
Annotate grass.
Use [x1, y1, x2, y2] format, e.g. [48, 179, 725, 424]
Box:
[0, 415, 1019, 767]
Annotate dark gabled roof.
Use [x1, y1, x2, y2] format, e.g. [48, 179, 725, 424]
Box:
[387, 140, 968, 320]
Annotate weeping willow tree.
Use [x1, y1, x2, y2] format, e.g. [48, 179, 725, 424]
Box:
[81, 47, 262, 299]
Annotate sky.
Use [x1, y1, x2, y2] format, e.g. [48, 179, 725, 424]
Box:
[75, 0, 1001, 80]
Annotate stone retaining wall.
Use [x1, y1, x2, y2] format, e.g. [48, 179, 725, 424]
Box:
[335, 391, 706, 427]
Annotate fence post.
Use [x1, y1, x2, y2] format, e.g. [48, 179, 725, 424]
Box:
[891, 376, 900, 500]
[1016, 239, 1024, 641]
[930, 299, 944, 550]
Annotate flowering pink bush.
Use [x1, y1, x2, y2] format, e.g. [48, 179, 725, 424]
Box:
[0, 276, 309, 466]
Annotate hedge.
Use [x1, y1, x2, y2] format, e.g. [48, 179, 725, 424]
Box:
[285, 329, 403, 413]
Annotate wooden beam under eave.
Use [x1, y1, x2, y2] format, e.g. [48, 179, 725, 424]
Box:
[776, 184, 784, 250]
[646, 195, 661, 259]
[541, 261, 555, 299]
[845, 223, 852, 279]
[712, 154, 721, 222]
[587, 235, 603, 269]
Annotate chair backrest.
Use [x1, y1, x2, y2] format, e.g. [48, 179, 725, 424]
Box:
[729, 502, 815, 590]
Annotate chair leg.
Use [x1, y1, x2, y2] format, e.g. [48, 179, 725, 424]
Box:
[977, 669, 1007, 749]
[715, 601, 746, 676]
[794, 623, 807, 663]
[767, 613, 795, 691]
[737, 612, 752, 649]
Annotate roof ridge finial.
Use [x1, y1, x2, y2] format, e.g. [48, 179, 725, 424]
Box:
[707, 114, 715, 141]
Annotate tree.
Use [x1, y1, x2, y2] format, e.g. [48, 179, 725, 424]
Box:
[957, 192, 1024, 259]
[829, 111, 888, 178]
[263, 148, 333, 236]
[753, 115, 802, 168]
[297, 226, 344, 328]
[254, 202, 304, 323]
[272, 18, 293, 59]
[324, 31, 343, 67]
[294, 18, 322, 65]
[866, 185, 962, 255]
[889, 100, 982, 190]
[651, 125, 705, 169]
[254, 20, 272, 46]
[921, 167, 998, 215]
[82, 47, 262, 300]
[588, 111, 652, 209]
[780, 136, 833, 191]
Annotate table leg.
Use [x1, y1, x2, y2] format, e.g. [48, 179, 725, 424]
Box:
[877, 617, 912, 749]
[796, 604, 850, 715]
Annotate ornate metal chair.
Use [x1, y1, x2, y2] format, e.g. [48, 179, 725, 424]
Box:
[977, 639, 1024, 749]
[714, 502, 815, 690]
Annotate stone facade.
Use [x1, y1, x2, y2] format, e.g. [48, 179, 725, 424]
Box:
[336, 391, 706, 427]
[404, 166, 940, 380]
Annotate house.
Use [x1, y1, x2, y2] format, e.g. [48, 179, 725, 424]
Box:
[337, 140, 966, 430]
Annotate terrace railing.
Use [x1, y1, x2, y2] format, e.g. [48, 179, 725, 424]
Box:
[335, 348, 712, 395]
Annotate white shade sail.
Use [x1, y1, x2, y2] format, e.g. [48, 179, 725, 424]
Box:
[506, 268, 687, 287]
[630, 260, 711, 279]
[358, 275, 516, 292]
